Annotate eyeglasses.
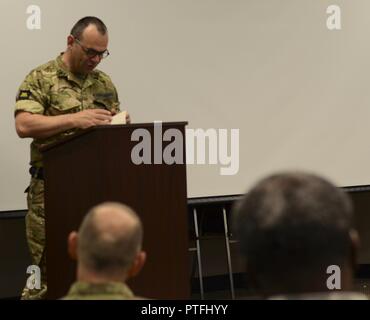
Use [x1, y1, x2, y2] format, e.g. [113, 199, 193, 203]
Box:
[74, 38, 110, 59]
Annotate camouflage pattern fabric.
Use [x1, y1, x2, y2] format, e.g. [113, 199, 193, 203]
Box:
[21, 177, 47, 300]
[15, 54, 120, 168]
[16, 54, 120, 299]
[62, 281, 135, 300]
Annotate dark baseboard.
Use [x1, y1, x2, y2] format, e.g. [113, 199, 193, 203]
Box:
[0, 210, 26, 219]
[191, 273, 246, 293]
[356, 264, 370, 278]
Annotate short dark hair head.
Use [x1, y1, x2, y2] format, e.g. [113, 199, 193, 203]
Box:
[233, 171, 354, 294]
[70, 16, 107, 40]
[78, 202, 143, 277]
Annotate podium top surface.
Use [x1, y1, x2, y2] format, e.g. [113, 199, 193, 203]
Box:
[41, 121, 188, 153]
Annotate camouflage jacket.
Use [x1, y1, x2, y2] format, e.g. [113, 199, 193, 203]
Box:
[15, 54, 120, 168]
[63, 281, 135, 300]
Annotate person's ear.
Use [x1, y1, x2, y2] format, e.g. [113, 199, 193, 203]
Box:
[127, 251, 146, 279]
[67, 231, 78, 260]
[349, 229, 360, 270]
[67, 35, 75, 49]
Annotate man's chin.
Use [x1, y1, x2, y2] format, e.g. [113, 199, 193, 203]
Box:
[86, 65, 97, 72]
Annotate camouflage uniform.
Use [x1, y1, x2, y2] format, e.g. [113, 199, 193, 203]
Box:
[15, 54, 120, 299]
[63, 281, 135, 300]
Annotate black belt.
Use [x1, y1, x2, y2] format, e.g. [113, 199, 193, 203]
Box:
[29, 166, 44, 180]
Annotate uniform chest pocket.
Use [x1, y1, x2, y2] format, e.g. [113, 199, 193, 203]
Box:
[93, 92, 119, 114]
[48, 87, 81, 115]
[93, 98, 111, 110]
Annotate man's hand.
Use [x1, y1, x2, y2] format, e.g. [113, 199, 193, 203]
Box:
[72, 109, 112, 129]
[15, 109, 119, 140]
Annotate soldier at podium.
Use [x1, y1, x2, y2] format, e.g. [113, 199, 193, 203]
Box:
[14, 16, 130, 299]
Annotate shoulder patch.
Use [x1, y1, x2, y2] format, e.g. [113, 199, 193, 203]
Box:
[17, 90, 32, 100]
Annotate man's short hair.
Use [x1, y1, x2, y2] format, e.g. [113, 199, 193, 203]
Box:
[233, 172, 354, 292]
[78, 202, 143, 276]
[70, 16, 107, 40]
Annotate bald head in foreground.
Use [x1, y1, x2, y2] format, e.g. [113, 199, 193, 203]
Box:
[234, 172, 366, 300]
[63, 202, 146, 300]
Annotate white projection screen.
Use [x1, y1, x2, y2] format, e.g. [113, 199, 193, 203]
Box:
[1, 0, 370, 210]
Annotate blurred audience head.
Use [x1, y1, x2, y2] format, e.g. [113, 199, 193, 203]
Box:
[233, 171, 359, 297]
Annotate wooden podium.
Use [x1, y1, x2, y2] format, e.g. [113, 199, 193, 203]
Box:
[42, 122, 189, 299]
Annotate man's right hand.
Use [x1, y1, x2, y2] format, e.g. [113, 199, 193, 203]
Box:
[72, 109, 113, 129]
[15, 109, 113, 140]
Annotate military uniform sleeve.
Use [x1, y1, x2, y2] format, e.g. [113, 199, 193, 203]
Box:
[15, 70, 49, 116]
[112, 84, 121, 114]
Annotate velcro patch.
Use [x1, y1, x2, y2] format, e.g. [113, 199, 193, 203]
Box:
[17, 90, 32, 101]
[94, 92, 113, 99]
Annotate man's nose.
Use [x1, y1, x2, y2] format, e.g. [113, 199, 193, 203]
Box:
[91, 55, 101, 64]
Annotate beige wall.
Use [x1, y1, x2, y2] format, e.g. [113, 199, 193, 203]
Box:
[1, 0, 370, 209]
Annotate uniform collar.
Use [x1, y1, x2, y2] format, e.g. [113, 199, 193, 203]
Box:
[66, 281, 135, 299]
[55, 53, 97, 89]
